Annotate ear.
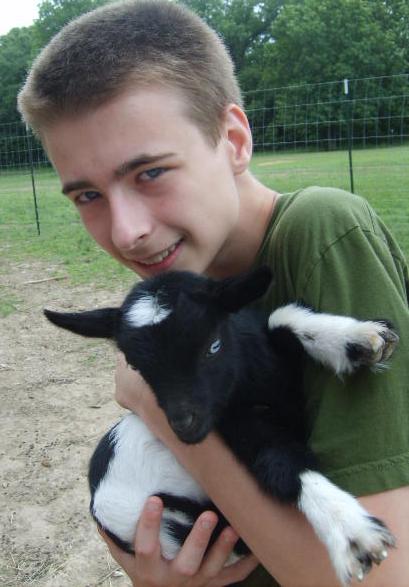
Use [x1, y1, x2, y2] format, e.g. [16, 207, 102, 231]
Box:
[222, 104, 252, 175]
[214, 266, 273, 313]
[44, 308, 119, 339]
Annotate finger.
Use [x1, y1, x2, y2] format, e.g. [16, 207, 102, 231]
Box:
[134, 496, 164, 558]
[115, 352, 147, 410]
[115, 353, 133, 409]
[172, 511, 218, 576]
[116, 351, 128, 367]
[199, 525, 240, 579]
[98, 527, 136, 571]
[215, 552, 259, 586]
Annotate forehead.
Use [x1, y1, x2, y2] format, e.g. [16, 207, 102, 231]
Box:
[42, 86, 207, 180]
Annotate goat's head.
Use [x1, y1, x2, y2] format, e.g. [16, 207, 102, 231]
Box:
[44, 266, 272, 443]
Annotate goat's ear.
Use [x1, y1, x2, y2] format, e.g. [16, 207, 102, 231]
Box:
[43, 308, 119, 339]
[213, 266, 273, 312]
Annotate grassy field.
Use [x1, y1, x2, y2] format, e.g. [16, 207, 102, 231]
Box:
[1, 144, 408, 290]
[251, 144, 409, 253]
[0, 169, 133, 287]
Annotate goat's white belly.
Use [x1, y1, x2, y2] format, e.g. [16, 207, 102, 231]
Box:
[92, 413, 208, 558]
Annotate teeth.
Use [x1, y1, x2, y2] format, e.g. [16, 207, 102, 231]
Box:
[141, 242, 178, 266]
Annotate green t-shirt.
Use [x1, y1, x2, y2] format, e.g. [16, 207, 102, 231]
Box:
[239, 186, 409, 586]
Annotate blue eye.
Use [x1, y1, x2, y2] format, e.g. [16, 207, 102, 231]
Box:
[75, 191, 101, 205]
[208, 339, 221, 356]
[139, 167, 165, 181]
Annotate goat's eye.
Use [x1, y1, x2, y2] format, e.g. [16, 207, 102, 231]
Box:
[207, 338, 221, 357]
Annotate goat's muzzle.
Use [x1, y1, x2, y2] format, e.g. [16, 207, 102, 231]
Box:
[168, 409, 209, 444]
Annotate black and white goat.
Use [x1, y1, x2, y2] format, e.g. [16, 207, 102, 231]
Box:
[44, 267, 398, 586]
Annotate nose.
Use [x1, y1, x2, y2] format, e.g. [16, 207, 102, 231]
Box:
[168, 409, 205, 443]
[110, 190, 153, 252]
[169, 411, 197, 433]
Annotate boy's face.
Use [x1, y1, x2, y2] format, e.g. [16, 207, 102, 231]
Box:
[43, 86, 249, 279]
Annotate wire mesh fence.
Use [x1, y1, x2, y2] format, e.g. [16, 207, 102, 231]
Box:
[0, 74, 408, 240]
[245, 73, 409, 151]
[0, 122, 48, 171]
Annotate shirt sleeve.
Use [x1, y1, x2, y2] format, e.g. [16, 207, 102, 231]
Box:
[300, 218, 409, 496]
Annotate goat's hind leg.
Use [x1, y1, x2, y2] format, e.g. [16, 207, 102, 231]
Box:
[268, 303, 399, 376]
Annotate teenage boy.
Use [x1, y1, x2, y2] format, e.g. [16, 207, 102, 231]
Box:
[18, 1, 409, 585]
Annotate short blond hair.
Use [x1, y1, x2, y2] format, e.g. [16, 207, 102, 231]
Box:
[18, 0, 242, 145]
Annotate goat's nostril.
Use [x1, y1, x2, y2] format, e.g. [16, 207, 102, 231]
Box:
[170, 412, 197, 434]
[184, 414, 196, 429]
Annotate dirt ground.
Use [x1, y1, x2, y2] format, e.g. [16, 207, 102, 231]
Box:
[1, 259, 135, 587]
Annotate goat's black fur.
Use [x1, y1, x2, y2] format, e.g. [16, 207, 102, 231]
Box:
[46, 267, 317, 497]
[44, 266, 396, 584]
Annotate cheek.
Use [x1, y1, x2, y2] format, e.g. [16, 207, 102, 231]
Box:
[199, 161, 241, 223]
[78, 203, 113, 249]
[174, 170, 240, 223]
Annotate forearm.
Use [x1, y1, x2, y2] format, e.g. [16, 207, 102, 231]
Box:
[136, 393, 406, 587]
[174, 435, 336, 586]
[141, 407, 336, 586]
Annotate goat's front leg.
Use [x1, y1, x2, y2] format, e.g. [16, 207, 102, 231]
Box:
[268, 304, 399, 376]
[298, 470, 396, 586]
[251, 446, 395, 586]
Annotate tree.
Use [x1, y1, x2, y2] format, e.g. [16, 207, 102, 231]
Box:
[33, 0, 109, 48]
[0, 0, 111, 160]
[269, 0, 408, 85]
[182, 0, 282, 80]
[0, 26, 35, 123]
[244, 0, 409, 150]
[379, 0, 409, 67]
[181, 0, 284, 143]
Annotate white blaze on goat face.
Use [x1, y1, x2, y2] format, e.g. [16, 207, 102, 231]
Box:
[126, 295, 172, 328]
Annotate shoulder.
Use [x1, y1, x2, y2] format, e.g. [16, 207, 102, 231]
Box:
[256, 185, 407, 308]
[260, 185, 379, 278]
[273, 186, 377, 240]
[264, 185, 397, 277]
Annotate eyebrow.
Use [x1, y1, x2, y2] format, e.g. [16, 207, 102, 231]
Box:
[114, 153, 175, 179]
[62, 180, 93, 195]
[61, 152, 176, 195]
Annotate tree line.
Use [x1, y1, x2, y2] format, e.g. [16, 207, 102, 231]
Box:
[1, 0, 408, 165]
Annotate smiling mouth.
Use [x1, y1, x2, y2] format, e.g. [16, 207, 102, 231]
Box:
[138, 240, 182, 266]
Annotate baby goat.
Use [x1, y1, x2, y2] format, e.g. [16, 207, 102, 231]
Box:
[45, 266, 398, 586]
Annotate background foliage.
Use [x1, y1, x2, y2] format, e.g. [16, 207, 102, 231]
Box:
[0, 0, 407, 166]
[1, 0, 407, 124]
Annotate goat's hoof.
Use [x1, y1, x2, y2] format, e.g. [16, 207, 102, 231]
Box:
[345, 321, 399, 372]
[333, 516, 396, 586]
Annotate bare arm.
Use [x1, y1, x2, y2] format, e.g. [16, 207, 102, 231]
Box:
[116, 359, 409, 587]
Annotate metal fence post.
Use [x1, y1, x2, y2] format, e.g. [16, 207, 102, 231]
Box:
[343, 79, 355, 194]
[25, 125, 41, 235]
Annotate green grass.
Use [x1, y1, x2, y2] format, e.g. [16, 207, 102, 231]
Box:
[0, 145, 408, 290]
[251, 145, 409, 255]
[0, 168, 134, 287]
[0, 292, 21, 317]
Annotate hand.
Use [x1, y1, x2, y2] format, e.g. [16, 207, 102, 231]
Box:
[99, 496, 258, 587]
[115, 352, 152, 411]
[115, 353, 171, 440]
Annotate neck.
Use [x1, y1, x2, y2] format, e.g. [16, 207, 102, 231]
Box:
[208, 171, 279, 279]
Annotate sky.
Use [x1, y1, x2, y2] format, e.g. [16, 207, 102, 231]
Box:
[1, 0, 39, 36]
